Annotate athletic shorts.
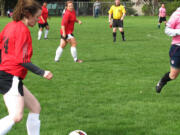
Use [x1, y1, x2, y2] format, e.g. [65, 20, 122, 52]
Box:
[38, 22, 49, 28]
[169, 44, 180, 69]
[61, 34, 74, 40]
[113, 19, 123, 28]
[159, 17, 166, 23]
[0, 71, 24, 96]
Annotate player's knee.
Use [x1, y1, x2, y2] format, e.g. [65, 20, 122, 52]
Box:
[12, 113, 24, 123]
[170, 73, 178, 80]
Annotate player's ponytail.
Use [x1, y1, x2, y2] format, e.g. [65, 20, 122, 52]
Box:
[13, 0, 41, 22]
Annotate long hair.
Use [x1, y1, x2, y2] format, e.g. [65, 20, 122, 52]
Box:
[13, 0, 41, 21]
[65, 0, 73, 7]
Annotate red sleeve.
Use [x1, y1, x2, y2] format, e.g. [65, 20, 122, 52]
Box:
[61, 12, 69, 26]
[15, 30, 32, 64]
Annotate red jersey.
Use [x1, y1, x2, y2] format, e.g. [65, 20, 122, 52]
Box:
[38, 6, 48, 24]
[0, 21, 33, 79]
[60, 9, 77, 35]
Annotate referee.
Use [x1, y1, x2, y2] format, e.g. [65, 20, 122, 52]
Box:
[108, 0, 126, 42]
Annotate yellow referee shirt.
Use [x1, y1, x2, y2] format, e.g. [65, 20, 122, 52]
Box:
[108, 5, 126, 19]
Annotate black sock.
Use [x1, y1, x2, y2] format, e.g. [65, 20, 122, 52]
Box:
[113, 32, 116, 39]
[161, 72, 172, 83]
[121, 31, 125, 40]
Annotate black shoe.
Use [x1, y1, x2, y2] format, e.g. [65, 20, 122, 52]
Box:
[122, 38, 126, 41]
[156, 79, 167, 93]
[113, 38, 116, 42]
[44, 37, 48, 40]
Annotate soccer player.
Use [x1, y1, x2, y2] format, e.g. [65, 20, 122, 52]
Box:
[156, 7, 180, 93]
[0, 0, 53, 134]
[54, 1, 83, 63]
[37, 2, 49, 40]
[108, 0, 126, 42]
[158, 3, 167, 29]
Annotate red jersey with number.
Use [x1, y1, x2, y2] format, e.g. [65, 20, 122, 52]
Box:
[0, 21, 33, 79]
[60, 9, 77, 35]
[38, 6, 48, 24]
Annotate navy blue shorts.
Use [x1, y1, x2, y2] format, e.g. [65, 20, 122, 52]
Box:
[169, 45, 180, 69]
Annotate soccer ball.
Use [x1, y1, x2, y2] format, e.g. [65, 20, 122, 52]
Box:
[69, 130, 87, 135]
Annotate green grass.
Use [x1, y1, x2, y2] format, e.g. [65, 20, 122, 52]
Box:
[0, 16, 179, 135]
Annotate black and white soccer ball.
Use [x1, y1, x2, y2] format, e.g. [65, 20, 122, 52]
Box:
[69, 130, 87, 135]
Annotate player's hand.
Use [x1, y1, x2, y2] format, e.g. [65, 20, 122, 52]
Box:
[62, 33, 66, 38]
[78, 20, 82, 24]
[109, 19, 111, 23]
[120, 17, 124, 21]
[43, 71, 53, 80]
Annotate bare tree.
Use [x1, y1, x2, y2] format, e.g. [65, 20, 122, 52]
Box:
[0, 0, 5, 16]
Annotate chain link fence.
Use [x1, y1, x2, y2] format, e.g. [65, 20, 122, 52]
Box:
[47, 1, 139, 16]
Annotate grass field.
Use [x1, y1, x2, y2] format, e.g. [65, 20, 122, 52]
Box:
[0, 16, 180, 135]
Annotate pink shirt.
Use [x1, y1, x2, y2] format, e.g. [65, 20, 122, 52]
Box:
[159, 7, 166, 17]
[167, 8, 180, 45]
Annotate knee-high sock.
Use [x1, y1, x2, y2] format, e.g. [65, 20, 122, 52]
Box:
[121, 31, 125, 40]
[44, 29, 49, 38]
[55, 46, 63, 61]
[38, 30, 42, 40]
[26, 113, 40, 135]
[71, 47, 78, 62]
[113, 32, 116, 39]
[0, 115, 15, 135]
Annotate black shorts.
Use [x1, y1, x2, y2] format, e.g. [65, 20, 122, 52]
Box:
[169, 44, 180, 69]
[113, 19, 123, 28]
[0, 71, 24, 96]
[61, 34, 74, 40]
[159, 17, 166, 23]
[38, 22, 49, 28]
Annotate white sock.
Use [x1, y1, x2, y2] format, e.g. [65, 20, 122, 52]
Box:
[0, 115, 15, 135]
[26, 113, 40, 135]
[55, 46, 63, 61]
[38, 30, 42, 40]
[44, 29, 49, 38]
[71, 47, 78, 62]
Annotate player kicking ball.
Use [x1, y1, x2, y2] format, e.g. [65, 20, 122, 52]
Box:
[156, 7, 180, 93]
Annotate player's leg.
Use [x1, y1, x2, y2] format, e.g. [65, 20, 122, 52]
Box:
[44, 23, 49, 39]
[38, 24, 43, 40]
[113, 28, 117, 42]
[119, 27, 125, 41]
[68, 36, 83, 63]
[55, 38, 67, 62]
[0, 77, 24, 135]
[158, 17, 161, 29]
[24, 86, 41, 135]
[156, 67, 180, 93]
[119, 20, 125, 41]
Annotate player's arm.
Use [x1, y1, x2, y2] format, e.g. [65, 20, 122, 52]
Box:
[108, 6, 113, 23]
[75, 19, 82, 24]
[165, 27, 180, 37]
[121, 7, 126, 20]
[40, 16, 45, 23]
[165, 15, 180, 36]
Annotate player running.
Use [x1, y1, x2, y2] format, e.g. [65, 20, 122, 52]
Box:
[38, 2, 49, 40]
[0, 0, 53, 134]
[108, 0, 126, 42]
[156, 7, 180, 93]
[54, 0, 83, 63]
[158, 3, 167, 29]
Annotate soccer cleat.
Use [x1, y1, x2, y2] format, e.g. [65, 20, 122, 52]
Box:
[156, 79, 167, 93]
[75, 59, 83, 63]
[44, 38, 48, 40]
[122, 37, 126, 41]
[54, 59, 59, 62]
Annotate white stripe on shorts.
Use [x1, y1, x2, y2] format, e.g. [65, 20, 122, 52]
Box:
[5, 76, 21, 96]
[67, 34, 74, 40]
